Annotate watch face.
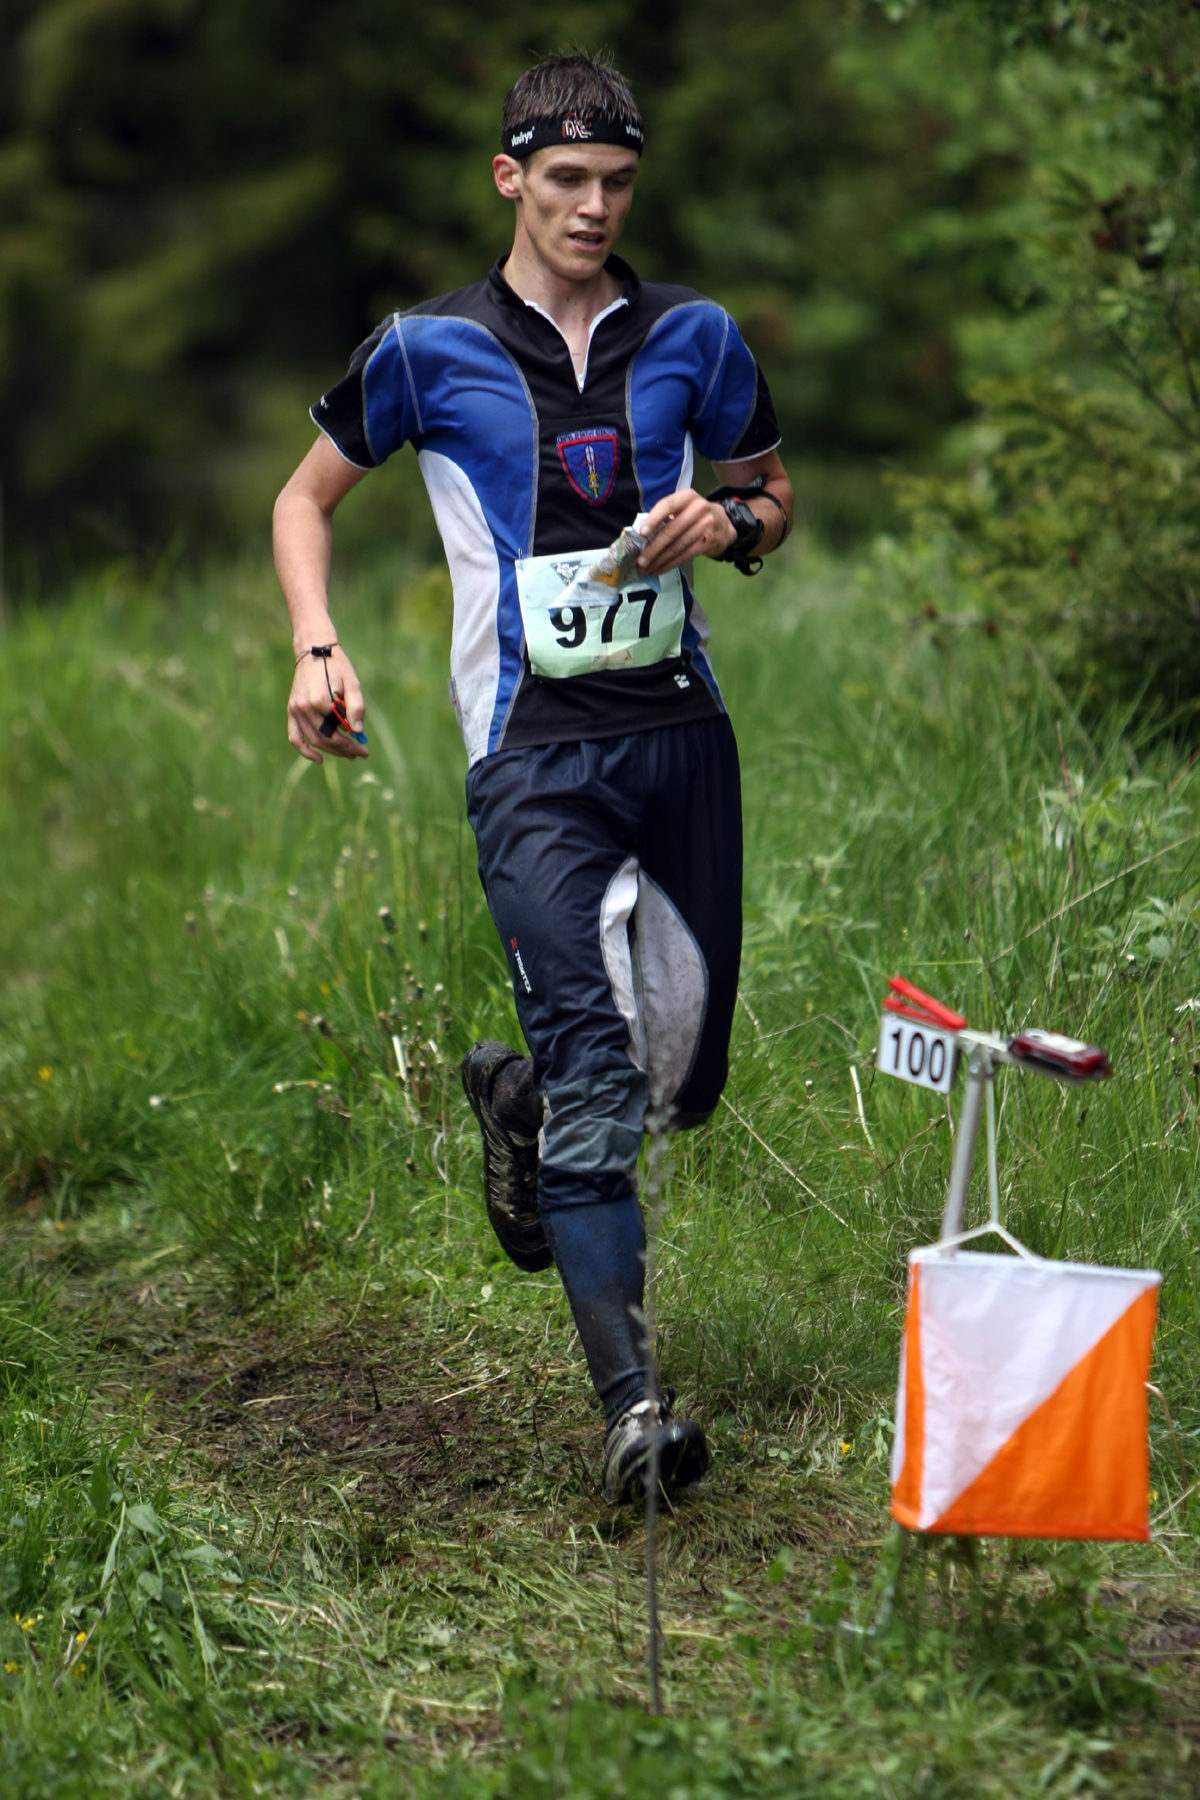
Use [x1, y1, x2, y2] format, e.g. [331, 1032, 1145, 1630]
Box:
[727, 499, 763, 542]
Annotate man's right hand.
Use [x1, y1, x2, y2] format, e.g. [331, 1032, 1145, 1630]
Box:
[288, 643, 368, 764]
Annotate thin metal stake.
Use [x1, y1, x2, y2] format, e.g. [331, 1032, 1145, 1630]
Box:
[641, 1095, 667, 1716]
[985, 1069, 1000, 1226]
[940, 1046, 987, 1245]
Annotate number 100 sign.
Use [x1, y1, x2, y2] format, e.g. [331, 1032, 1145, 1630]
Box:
[877, 1013, 959, 1094]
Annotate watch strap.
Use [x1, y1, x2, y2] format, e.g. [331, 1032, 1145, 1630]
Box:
[706, 473, 789, 570]
[712, 495, 765, 575]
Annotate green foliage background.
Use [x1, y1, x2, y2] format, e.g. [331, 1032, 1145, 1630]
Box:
[889, 0, 1200, 709]
[0, 0, 1024, 563]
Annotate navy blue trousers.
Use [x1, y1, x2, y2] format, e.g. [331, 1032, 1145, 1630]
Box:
[466, 716, 742, 1421]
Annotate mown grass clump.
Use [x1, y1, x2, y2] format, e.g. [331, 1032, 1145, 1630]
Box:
[1, 541, 1199, 1794]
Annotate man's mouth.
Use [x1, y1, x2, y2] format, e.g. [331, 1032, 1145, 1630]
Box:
[568, 230, 606, 251]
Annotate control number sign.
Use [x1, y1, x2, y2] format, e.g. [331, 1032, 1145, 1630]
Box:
[876, 1012, 958, 1094]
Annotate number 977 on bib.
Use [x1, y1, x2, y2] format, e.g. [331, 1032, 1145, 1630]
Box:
[877, 1013, 959, 1094]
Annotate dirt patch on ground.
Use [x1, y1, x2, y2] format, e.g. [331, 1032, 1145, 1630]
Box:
[161, 1338, 518, 1510]
[116, 1272, 606, 1525]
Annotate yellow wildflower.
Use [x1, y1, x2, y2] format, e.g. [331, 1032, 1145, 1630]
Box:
[840, 1441, 851, 1455]
[38, 1067, 52, 1081]
[4, 1662, 17, 1674]
[75, 1631, 87, 1645]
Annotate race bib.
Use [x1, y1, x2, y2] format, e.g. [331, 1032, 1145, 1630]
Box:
[515, 549, 685, 680]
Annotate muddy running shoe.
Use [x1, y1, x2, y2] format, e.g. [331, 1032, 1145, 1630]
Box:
[460, 1041, 552, 1273]
[601, 1394, 710, 1504]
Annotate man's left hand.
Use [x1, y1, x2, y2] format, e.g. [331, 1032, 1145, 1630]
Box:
[635, 489, 736, 575]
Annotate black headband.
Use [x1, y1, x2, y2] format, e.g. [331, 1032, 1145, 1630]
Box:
[502, 110, 645, 159]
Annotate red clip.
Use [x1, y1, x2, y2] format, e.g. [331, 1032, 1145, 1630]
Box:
[884, 997, 952, 1027]
[883, 976, 967, 1032]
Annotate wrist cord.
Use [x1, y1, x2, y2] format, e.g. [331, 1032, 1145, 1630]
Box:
[312, 645, 338, 710]
[296, 643, 367, 745]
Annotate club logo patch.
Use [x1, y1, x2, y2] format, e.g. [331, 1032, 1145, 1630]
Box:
[557, 429, 619, 505]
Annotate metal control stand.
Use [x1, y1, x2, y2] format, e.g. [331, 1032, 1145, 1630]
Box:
[875, 980, 1112, 1255]
[940, 1032, 1014, 1247]
[937, 1030, 1109, 1252]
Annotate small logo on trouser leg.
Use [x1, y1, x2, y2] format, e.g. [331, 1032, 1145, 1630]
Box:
[510, 937, 532, 994]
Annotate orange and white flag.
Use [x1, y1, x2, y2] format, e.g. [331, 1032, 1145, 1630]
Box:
[891, 1249, 1161, 1540]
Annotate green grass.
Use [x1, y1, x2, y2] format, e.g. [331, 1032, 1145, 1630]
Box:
[2, 538, 1200, 1795]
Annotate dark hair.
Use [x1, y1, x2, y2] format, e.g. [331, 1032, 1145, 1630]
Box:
[501, 50, 642, 143]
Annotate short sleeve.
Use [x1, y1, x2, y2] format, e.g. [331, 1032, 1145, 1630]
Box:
[689, 312, 781, 465]
[309, 316, 416, 469]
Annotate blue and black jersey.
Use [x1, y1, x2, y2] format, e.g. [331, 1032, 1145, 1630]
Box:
[312, 256, 779, 765]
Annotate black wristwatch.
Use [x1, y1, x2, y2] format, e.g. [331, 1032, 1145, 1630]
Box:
[707, 475, 774, 576]
[715, 498, 765, 573]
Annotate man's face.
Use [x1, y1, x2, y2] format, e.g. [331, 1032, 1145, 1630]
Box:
[494, 143, 639, 279]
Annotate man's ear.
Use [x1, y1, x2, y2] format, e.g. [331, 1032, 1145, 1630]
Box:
[493, 154, 524, 200]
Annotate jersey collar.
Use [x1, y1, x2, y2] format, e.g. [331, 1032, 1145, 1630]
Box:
[488, 253, 641, 309]
[489, 256, 640, 391]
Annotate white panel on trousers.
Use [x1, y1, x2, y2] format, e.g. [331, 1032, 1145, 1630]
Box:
[600, 856, 645, 1070]
[630, 871, 708, 1106]
[598, 859, 709, 1109]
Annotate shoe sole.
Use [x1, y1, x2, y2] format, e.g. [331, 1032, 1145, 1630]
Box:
[460, 1043, 553, 1274]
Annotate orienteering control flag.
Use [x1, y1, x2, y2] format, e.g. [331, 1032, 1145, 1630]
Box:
[891, 1249, 1161, 1540]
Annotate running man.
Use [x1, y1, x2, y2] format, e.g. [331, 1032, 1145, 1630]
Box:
[274, 51, 793, 1502]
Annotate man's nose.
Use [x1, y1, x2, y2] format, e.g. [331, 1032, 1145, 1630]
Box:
[577, 182, 608, 217]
